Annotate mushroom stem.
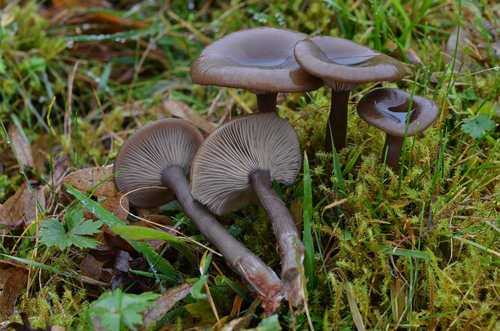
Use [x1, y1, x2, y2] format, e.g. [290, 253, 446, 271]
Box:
[325, 90, 350, 152]
[256, 93, 278, 113]
[161, 165, 282, 314]
[248, 169, 305, 307]
[382, 134, 405, 171]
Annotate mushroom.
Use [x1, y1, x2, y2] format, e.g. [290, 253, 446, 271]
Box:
[190, 27, 323, 113]
[113, 118, 282, 314]
[190, 113, 305, 306]
[356, 88, 439, 171]
[294, 36, 407, 152]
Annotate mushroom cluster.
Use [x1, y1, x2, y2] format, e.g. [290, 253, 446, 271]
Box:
[294, 36, 407, 152]
[113, 27, 440, 316]
[191, 26, 439, 170]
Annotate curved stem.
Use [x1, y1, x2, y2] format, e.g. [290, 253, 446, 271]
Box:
[325, 90, 351, 152]
[162, 166, 282, 314]
[249, 169, 305, 307]
[256, 93, 278, 113]
[382, 134, 404, 171]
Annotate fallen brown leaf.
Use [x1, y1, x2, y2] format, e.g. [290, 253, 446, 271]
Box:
[161, 99, 216, 134]
[63, 165, 117, 197]
[0, 268, 28, 321]
[81, 226, 156, 291]
[405, 48, 423, 66]
[142, 283, 194, 329]
[0, 260, 28, 290]
[8, 124, 34, 170]
[0, 182, 45, 226]
[390, 277, 407, 327]
[81, 252, 106, 281]
[46, 0, 149, 32]
[445, 27, 471, 71]
[218, 298, 260, 331]
[98, 192, 129, 223]
[51, 155, 71, 188]
[30, 134, 57, 175]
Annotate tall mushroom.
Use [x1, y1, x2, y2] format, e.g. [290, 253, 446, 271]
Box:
[113, 118, 282, 314]
[190, 113, 305, 306]
[294, 36, 407, 152]
[356, 88, 439, 171]
[191, 27, 323, 113]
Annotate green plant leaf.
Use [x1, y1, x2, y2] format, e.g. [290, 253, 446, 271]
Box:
[38, 218, 68, 250]
[364, 243, 431, 260]
[88, 288, 159, 331]
[461, 114, 496, 138]
[190, 275, 208, 300]
[255, 314, 282, 331]
[0, 55, 6, 75]
[37, 209, 103, 250]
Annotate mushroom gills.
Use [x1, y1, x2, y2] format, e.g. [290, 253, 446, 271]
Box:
[190, 113, 306, 306]
[113, 118, 283, 314]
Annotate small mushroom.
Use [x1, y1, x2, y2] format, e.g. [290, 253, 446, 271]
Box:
[191, 27, 323, 113]
[294, 36, 407, 152]
[356, 88, 439, 171]
[113, 118, 282, 314]
[190, 113, 305, 306]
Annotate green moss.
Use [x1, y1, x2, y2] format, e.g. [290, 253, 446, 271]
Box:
[16, 286, 88, 330]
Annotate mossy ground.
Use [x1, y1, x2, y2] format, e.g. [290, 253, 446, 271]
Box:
[0, 0, 499, 330]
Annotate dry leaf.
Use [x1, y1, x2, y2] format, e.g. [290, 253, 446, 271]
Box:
[0, 182, 45, 226]
[334, 269, 366, 331]
[8, 124, 34, 169]
[220, 297, 259, 331]
[0, 260, 28, 290]
[0, 268, 28, 321]
[405, 48, 423, 66]
[390, 277, 407, 327]
[50, 155, 71, 188]
[99, 192, 129, 222]
[63, 165, 117, 197]
[142, 283, 194, 329]
[82, 227, 153, 289]
[31, 134, 54, 175]
[219, 316, 253, 331]
[146, 214, 174, 227]
[81, 252, 105, 281]
[161, 99, 216, 134]
[445, 27, 471, 71]
[46, 0, 149, 32]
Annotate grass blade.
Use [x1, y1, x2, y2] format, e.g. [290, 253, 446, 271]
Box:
[110, 225, 197, 265]
[302, 152, 315, 292]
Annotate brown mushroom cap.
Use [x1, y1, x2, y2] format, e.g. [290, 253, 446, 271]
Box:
[114, 119, 204, 208]
[356, 88, 439, 137]
[190, 27, 323, 94]
[190, 113, 301, 215]
[294, 36, 407, 91]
